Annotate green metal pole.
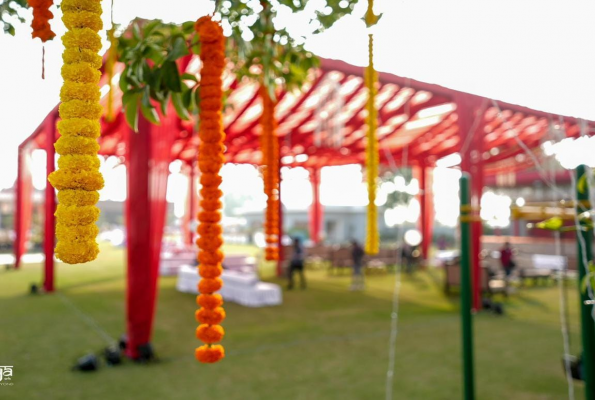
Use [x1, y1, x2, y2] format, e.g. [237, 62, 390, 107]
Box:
[459, 173, 475, 400]
[576, 164, 595, 400]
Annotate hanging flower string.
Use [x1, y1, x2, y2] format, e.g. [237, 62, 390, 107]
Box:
[260, 87, 280, 261]
[28, 0, 56, 79]
[364, 0, 380, 254]
[194, 15, 226, 364]
[48, 0, 104, 264]
[105, 26, 117, 122]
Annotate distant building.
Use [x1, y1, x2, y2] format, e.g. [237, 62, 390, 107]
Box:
[240, 205, 393, 245]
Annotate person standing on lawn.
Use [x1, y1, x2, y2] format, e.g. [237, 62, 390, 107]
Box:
[350, 239, 365, 291]
[288, 237, 306, 290]
[500, 241, 516, 280]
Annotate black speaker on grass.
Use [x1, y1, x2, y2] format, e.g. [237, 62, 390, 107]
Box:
[104, 346, 122, 366]
[562, 354, 583, 381]
[73, 354, 99, 372]
[135, 343, 155, 363]
[30, 284, 39, 294]
[118, 334, 128, 351]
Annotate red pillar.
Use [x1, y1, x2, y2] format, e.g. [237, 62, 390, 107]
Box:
[44, 118, 56, 292]
[14, 146, 33, 269]
[276, 165, 284, 277]
[183, 163, 197, 246]
[125, 112, 175, 359]
[309, 167, 323, 244]
[417, 164, 434, 260]
[457, 93, 486, 311]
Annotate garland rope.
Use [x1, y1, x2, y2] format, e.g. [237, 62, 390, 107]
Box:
[194, 15, 226, 364]
[48, 0, 104, 264]
[28, 0, 56, 79]
[260, 87, 280, 261]
[365, 31, 380, 254]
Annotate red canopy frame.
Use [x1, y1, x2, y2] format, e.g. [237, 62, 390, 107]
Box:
[15, 55, 595, 354]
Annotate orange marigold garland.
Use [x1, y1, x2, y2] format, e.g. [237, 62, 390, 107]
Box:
[194, 15, 226, 364]
[260, 87, 280, 261]
[28, 0, 56, 42]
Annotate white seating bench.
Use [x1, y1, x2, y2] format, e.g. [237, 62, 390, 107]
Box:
[160, 250, 196, 276]
[176, 265, 282, 307]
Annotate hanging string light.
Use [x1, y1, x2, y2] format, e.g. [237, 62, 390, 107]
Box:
[364, 0, 381, 254]
[194, 15, 226, 364]
[260, 87, 280, 261]
[28, 0, 56, 79]
[48, 0, 104, 264]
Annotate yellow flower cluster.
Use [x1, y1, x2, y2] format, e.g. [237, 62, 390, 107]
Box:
[365, 33, 379, 255]
[48, 0, 103, 264]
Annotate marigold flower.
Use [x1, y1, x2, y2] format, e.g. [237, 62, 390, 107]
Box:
[57, 118, 101, 138]
[198, 277, 223, 295]
[195, 307, 226, 325]
[196, 293, 223, 309]
[197, 223, 222, 237]
[196, 324, 225, 344]
[55, 240, 99, 264]
[60, 81, 100, 103]
[55, 135, 100, 155]
[62, 10, 103, 31]
[62, 48, 102, 69]
[57, 154, 100, 171]
[195, 236, 224, 252]
[62, 28, 103, 52]
[55, 205, 100, 226]
[48, 168, 104, 191]
[200, 199, 222, 212]
[56, 223, 98, 242]
[200, 173, 223, 187]
[60, 0, 102, 15]
[198, 211, 222, 224]
[195, 16, 223, 42]
[59, 100, 103, 120]
[198, 250, 224, 265]
[28, 0, 56, 42]
[57, 189, 99, 206]
[199, 265, 223, 279]
[195, 345, 225, 364]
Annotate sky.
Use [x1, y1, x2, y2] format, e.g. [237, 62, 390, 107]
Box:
[2, 0, 595, 226]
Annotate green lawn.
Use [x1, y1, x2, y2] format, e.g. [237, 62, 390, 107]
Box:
[0, 244, 587, 399]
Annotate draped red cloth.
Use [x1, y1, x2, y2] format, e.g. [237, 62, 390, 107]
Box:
[182, 164, 198, 246]
[14, 145, 34, 269]
[309, 168, 323, 244]
[125, 111, 176, 359]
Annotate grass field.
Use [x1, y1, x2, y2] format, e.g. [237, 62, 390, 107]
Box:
[0, 244, 587, 399]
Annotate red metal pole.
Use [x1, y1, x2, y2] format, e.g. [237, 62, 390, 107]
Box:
[44, 119, 56, 292]
[184, 163, 197, 246]
[417, 164, 434, 260]
[457, 93, 485, 311]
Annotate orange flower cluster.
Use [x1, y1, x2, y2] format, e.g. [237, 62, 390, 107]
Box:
[260, 87, 280, 261]
[28, 0, 56, 42]
[194, 15, 226, 364]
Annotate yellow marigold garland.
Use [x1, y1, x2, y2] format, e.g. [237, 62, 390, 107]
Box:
[48, 0, 104, 264]
[194, 15, 226, 364]
[260, 87, 280, 261]
[364, 33, 380, 254]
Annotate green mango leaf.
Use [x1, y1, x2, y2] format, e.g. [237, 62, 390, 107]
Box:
[160, 92, 170, 116]
[141, 88, 160, 125]
[171, 92, 190, 121]
[124, 92, 141, 132]
[182, 88, 193, 109]
[166, 36, 190, 62]
[181, 73, 198, 83]
[162, 61, 182, 92]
